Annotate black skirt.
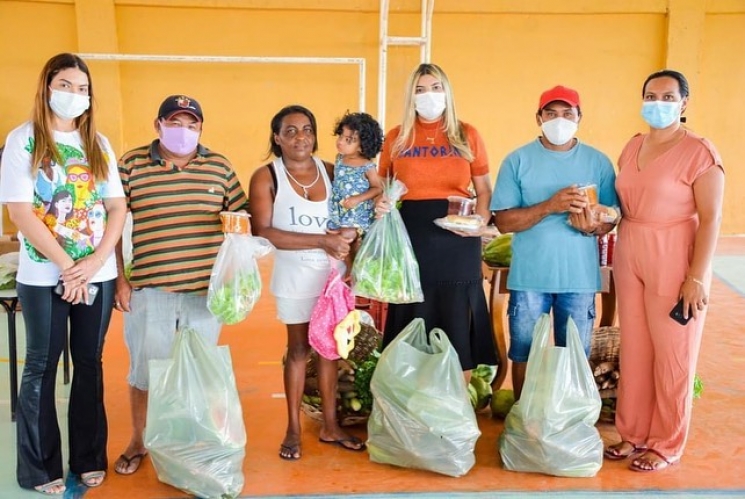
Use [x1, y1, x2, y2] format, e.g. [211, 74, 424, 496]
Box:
[382, 199, 497, 370]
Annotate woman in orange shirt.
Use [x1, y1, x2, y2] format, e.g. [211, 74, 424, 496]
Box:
[376, 63, 496, 376]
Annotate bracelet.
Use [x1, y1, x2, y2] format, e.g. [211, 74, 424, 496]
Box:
[686, 275, 704, 286]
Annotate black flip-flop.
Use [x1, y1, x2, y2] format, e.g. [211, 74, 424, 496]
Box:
[319, 436, 367, 452]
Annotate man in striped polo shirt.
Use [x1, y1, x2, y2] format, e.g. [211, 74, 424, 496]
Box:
[113, 95, 249, 475]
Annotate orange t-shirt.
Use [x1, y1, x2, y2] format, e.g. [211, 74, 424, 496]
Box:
[378, 119, 489, 200]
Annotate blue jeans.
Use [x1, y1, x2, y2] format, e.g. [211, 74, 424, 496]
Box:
[507, 290, 595, 362]
[15, 280, 115, 489]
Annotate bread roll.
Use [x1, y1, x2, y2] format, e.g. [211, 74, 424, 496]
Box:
[445, 215, 482, 228]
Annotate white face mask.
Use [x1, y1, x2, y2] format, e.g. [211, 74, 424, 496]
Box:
[414, 92, 446, 121]
[541, 117, 578, 146]
[49, 89, 90, 120]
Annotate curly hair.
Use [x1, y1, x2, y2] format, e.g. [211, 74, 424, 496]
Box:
[333, 112, 384, 160]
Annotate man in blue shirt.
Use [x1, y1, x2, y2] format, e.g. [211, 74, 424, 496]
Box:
[490, 85, 618, 400]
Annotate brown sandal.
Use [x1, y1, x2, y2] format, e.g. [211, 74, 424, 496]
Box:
[629, 449, 678, 472]
[604, 441, 647, 461]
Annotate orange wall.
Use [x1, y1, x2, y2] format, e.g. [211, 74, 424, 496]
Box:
[1, 0, 743, 233]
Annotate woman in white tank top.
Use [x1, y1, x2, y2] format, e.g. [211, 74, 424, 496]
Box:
[248, 105, 366, 461]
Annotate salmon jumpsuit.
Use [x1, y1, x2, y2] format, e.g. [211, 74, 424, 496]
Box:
[614, 130, 722, 462]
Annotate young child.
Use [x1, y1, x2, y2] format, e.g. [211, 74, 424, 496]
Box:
[328, 112, 384, 245]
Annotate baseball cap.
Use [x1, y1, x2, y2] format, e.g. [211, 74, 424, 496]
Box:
[157, 95, 204, 122]
[538, 85, 581, 111]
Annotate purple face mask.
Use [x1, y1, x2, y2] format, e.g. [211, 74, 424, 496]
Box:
[159, 125, 200, 156]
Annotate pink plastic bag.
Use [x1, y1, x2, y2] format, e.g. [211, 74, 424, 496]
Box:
[308, 267, 354, 360]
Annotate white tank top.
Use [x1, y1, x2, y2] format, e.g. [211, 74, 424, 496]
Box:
[270, 156, 337, 298]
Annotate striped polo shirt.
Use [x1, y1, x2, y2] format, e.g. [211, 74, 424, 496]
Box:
[119, 140, 249, 293]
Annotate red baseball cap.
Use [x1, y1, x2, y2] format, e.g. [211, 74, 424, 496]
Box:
[538, 85, 581, 111]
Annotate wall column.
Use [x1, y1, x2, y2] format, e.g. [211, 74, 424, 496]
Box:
[665, 0, 705, 124]
[74, 0, 124, 154]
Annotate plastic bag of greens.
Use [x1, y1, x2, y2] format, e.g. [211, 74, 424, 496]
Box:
[367, 318, 480, 477]
[351, 178, 423, 304]
[499, 314, 603, 477]
[207, 232, 273, 325]
[145, 327, 246, 498]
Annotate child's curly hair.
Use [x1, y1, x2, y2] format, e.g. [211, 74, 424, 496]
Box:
[333, 112, 384, 160]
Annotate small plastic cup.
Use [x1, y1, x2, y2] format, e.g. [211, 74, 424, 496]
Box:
[577, 184, 599, 205]
[447, 196, 476, 217]
[220, 211, 251, 234]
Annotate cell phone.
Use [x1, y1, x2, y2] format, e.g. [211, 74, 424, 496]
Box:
[54, 280, 99, 306]
[669, 298, 692, 325]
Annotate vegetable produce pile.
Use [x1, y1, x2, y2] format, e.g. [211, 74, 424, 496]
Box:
[301, 322, 382, 425]
[467, 364, 496, 412]
[0, 252, 18, 290]
[482, 233, 513, 267]
[207, 270, 262, 325]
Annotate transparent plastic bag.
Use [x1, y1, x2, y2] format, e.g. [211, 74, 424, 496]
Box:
[308, 265, 355, 360]
[351, 179, 423, 304]
[499, 314, 603, 477]
[145, 327, 246, 499]
[207, 234, 274, 325]
[367, 318, 481, 477]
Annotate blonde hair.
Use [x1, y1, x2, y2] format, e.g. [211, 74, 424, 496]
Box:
[30, 53, 108, 181]
[390, 63, 473, 162]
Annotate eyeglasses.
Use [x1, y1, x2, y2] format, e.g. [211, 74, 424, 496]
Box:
[68, 172, 90, 182]
[87, 210, 105, 219]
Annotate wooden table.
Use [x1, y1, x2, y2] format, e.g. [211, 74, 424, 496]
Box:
[483, 265, 616, 391]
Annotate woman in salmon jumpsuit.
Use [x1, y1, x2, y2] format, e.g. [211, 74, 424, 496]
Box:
[606, 70, 724, 472]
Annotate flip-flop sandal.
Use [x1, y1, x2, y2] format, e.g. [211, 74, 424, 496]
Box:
[114, 453, 147, 475]
[81, 470, 106, 488]
[629, 449, 677, 472]
[604, 441, 647, 461]
[279, 443, 301, 460]
[34, 478, 66, 495]
[319, 435, 367, 452]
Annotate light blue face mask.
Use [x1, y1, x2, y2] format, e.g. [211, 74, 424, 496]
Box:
[641, 101, 681, 129]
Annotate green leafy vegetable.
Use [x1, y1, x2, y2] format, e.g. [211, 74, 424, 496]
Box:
[207, 270, 262, 325]
[353, 350, 380, 413]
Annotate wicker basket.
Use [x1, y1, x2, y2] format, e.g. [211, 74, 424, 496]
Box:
[589, 326, 620, 366]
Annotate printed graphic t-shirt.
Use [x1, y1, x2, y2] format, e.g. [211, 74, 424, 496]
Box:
[0, 122, 124, 286]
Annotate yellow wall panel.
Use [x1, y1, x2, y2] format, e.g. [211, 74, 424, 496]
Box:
[699, 13, 745, 234]
[0, 1, 743, 233]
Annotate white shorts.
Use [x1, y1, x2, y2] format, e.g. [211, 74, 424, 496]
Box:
[275, 296, 320, 325]
[124, 287, 221, 390]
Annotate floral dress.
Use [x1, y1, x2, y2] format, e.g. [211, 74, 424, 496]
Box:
[328, 155, 376, 231]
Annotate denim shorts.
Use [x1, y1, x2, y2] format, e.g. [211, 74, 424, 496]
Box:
[124, 288, 221, 390]
[507, 290, 596, 362]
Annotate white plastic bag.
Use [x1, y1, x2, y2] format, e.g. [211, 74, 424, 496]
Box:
[367, 318, 480, 477]
[145, 327, 246, 498]
[207, 234, 273, 324]
[499, 314, 603, 477]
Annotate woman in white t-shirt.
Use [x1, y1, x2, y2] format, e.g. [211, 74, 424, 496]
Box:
[248, 105, 364, 461]
[0, 53, 127, 494]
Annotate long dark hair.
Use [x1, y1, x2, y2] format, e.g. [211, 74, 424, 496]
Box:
[642, 69, 690, 98]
